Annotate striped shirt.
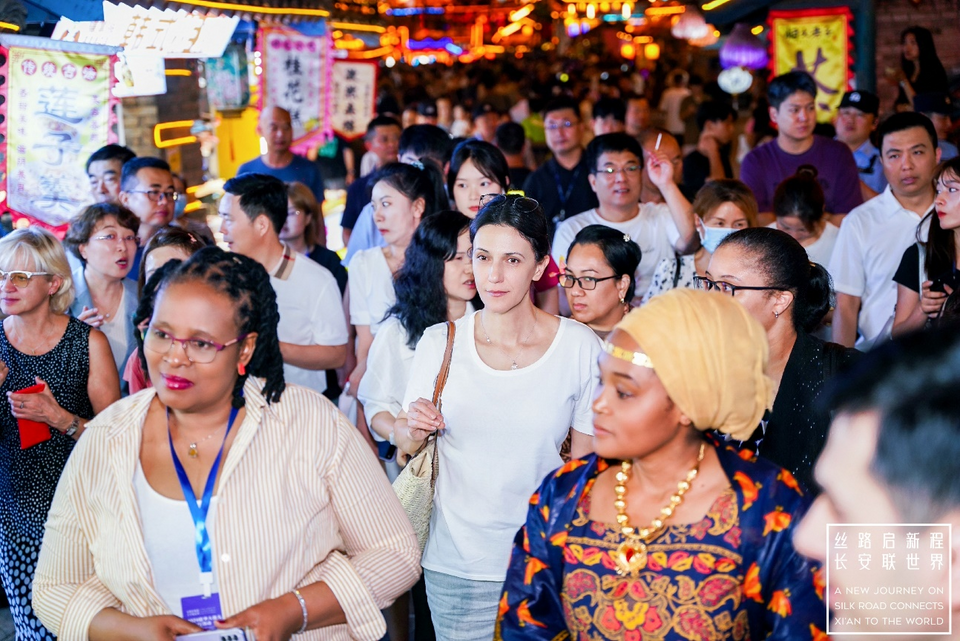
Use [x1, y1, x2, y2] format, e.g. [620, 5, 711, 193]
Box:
[34, 377, 420, 641]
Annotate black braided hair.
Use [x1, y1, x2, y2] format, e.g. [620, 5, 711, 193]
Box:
[135, 246, 285, 408]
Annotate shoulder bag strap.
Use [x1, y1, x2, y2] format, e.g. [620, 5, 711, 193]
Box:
[428, 321, 456, 488]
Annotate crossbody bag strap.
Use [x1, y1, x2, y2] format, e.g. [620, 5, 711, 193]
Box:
[428, 321, 456, 488]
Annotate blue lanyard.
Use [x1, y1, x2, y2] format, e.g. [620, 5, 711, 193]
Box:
[168, 405, 240, 597]
[548, 159, 583, 219]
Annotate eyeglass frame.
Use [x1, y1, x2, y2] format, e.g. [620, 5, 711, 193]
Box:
[91, 233, 139, 244]
[142, 328, 250, 363]
[126, 189, 180, 203]
[593, 164, 642, 178]
[693, 275, 786, 296]
[478, 193, 542, 214]
[559, 274, 620, 290]
[0, 270, 52, 288]
[544, 119, 579, 131]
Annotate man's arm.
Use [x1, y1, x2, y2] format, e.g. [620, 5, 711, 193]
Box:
[832, 293, 862, 347]
[279, 343, 347, 370]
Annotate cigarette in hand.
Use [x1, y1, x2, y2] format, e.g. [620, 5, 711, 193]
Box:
[655, 133, 662, 151]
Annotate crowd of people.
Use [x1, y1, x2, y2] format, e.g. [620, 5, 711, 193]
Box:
[0, 22, 957, 641]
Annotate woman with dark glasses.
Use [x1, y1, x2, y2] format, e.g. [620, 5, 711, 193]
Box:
[703, 227, 859, 494]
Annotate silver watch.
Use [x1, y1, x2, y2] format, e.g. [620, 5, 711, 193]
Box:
[64, 415, 80, 437]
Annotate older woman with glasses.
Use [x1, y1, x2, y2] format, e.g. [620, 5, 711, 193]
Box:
[64, 203, 141, 382]
[0, 228, 120, 641]
[702, 228, 859, 494]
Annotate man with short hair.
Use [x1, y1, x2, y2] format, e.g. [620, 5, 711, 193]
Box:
[340, 115, 402, 245]
[119, 156, 177, 279]
[472, 102, 501, 143]
[835, 90, 887, 198]
[624, 93, 652, 138]
[830, 112, 940, 348]
[794, 326, 960, 640]
[914, 92, 959, 160]
[682, 100, 737, 195]
[494, 121, 532, 188]
[416, 100, 439, 126]
[740, 71, 863, 221]
[219, 173, 347, 394]
[86, 144, 136, 204]
[552, 133, 697, 303]
[591, 97, 626, 136]
[522, 97, 600, 230]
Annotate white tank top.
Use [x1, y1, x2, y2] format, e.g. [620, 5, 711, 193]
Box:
[134, 462, 221, 616]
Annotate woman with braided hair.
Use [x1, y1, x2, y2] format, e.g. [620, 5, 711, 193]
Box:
[34, 247, 421, 641]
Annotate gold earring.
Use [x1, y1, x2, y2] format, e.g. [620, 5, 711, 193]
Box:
[619, 297, 626, 305]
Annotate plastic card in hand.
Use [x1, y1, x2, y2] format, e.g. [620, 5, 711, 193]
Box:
[175, 628, 253, 641]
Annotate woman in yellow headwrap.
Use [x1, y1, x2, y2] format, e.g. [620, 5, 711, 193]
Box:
[496, 288, 828, 641]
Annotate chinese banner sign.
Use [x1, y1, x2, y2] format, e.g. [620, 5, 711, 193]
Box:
[260, 27, 327, 147]
[330, 61, 377, 141]
[769, 7, 854, 122]
[0, 39, 117, 230]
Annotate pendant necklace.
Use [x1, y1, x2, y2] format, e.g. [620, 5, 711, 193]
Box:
[169, 414, 225, 459]
[479, 312, 537, 370]
[613, 441, 706, 577]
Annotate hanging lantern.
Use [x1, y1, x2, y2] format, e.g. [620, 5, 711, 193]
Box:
[670, 7, 709, 40]
[688, 23, 718, 47]
[719, 22, 768, 70]
[644, 42, 660, 59]
[718, 67, 754, 94]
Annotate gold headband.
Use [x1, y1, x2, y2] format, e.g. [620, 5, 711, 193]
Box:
[603, 341, 654, 368]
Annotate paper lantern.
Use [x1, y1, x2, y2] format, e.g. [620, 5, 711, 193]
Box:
[718, 67, 753, 94]
[688, 24, 718, 47]
[644, 42, 660, 59]
[671, 7, 709, 40]
[719, 23, 768, 70]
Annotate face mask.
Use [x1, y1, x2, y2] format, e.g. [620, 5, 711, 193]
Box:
[174, 196, 187, 218]
[700, 225, 738, 253]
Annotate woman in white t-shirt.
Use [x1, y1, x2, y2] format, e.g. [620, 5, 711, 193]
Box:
[347, 161, 446, 393]
[394, 195, 600, 641]
[772, 168, 840, 278]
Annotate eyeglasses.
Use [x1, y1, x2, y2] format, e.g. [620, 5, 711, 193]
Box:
[544, 120, 578, 131]
[127, 189, 180, 203]
[0, 270, 51, 288]
[286, 209, 304, 218]
[143, 328, 248, 364]
[595, 164, 641, 178]
[478, 193, 541, 214]
[693, 275, 785, 296]
[92, 233, 139, 244]
[560, 274, 619, 290]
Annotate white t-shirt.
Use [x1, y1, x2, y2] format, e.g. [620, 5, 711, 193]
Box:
[659, 87, 691, 135]
[552, 205, 681, 303]
[402, 312, 600, 581]
[348, 247, 395, 334]
[766, 221, 840, 278]
[829, 187, 928, 348]
[271, 251, 349, 393]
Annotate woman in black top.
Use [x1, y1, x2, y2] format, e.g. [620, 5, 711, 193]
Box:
[701, 227, 859, 495]
[896, 26, 949, 110]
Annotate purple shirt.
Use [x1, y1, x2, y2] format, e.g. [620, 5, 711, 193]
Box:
[740, 135, 864, 214]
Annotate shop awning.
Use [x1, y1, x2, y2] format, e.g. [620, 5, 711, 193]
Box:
[24, 0, 105, 22]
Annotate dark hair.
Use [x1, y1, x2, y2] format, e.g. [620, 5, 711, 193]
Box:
[470, 194, 550, 261]
[222, 173, 288, 233]
[494, 121, 526, 156]
[592, 97, 626, 123]
[398, 124, 455, 167]
[86, 144, 136, 173]
[718, 227, 832, 333]
[137, 225, 210, 296]
[567, 224, 642, 302]
[121, 157, 172, 192]
[877, 111, 938, 151]
[447, 140, 509, 198]
[772, 166, 826, 232]
[365, 115, 402, 138]
[585, 133, 643, 172]
[371, 161, 447, 219]
[696, 100, 737, 131]
[901, 27, 947, 93]
[135, 247, 285, 408]
[388, 211, 472, 348]
[63, 203, 141, 264]
[768, 71, 818, 110]
[822, 326, 960, 521]
[542, 96, 580, 120]
[920, 157, 960, 281]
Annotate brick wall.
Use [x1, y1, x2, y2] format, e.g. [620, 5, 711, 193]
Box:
[874, 0, 960, 111]
[121, 95, 160, 156]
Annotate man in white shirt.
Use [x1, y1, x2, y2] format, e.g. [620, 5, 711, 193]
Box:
[218, 173, 348, 393]
[830, 112, 940, 349]
[552, 133, 698, 303]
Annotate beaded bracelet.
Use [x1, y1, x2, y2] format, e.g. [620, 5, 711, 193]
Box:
[291, 589, 308, 634]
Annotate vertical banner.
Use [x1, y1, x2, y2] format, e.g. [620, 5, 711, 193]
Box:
[204, 44, 250, 112]
[259, 26, 327, 148]
[330, 60, 377, 141]
[0, 36, 119, 231]
[768, 7, 854, 122]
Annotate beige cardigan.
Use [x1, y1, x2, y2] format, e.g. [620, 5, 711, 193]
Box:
[34, 378, 420, 641]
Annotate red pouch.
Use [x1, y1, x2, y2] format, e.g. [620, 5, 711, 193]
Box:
[16, 383, 50, 449]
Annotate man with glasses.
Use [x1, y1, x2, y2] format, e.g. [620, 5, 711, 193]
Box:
[552, 133, 698, 304]
[119, 157, 178, 280]
[522, 97, 599, 233]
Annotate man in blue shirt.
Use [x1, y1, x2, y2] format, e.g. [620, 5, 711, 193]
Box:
[914, 92, 959, 161]
[237, 106, 325, 205]
[835, 90, 887, 199]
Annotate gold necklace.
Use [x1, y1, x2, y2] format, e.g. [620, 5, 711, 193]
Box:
[478, 311, 537, 370]
[613, 441, 706, 577]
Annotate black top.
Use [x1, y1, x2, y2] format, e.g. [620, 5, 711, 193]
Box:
[897, 65, 950, 106]
[307, 245, 348, 296]
[521, 156, 599, 234]
[315, 134, 349, 182]
[341, 173, 375, 231]
[508, 166, 533, 191]
[893, 243, 922, 293]
[682, 146, 733, 196]
[736, 331, 860, 496]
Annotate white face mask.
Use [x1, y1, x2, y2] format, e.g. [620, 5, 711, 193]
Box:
[699, 225, 738, 253]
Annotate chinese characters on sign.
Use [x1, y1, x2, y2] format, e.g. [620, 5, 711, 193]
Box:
[5, 47, 112, 226]
[827, 524, 952, 635]
[330, 61, 376, 140]
[260, 27, 326, 145]
[769, 7, 853, 123]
